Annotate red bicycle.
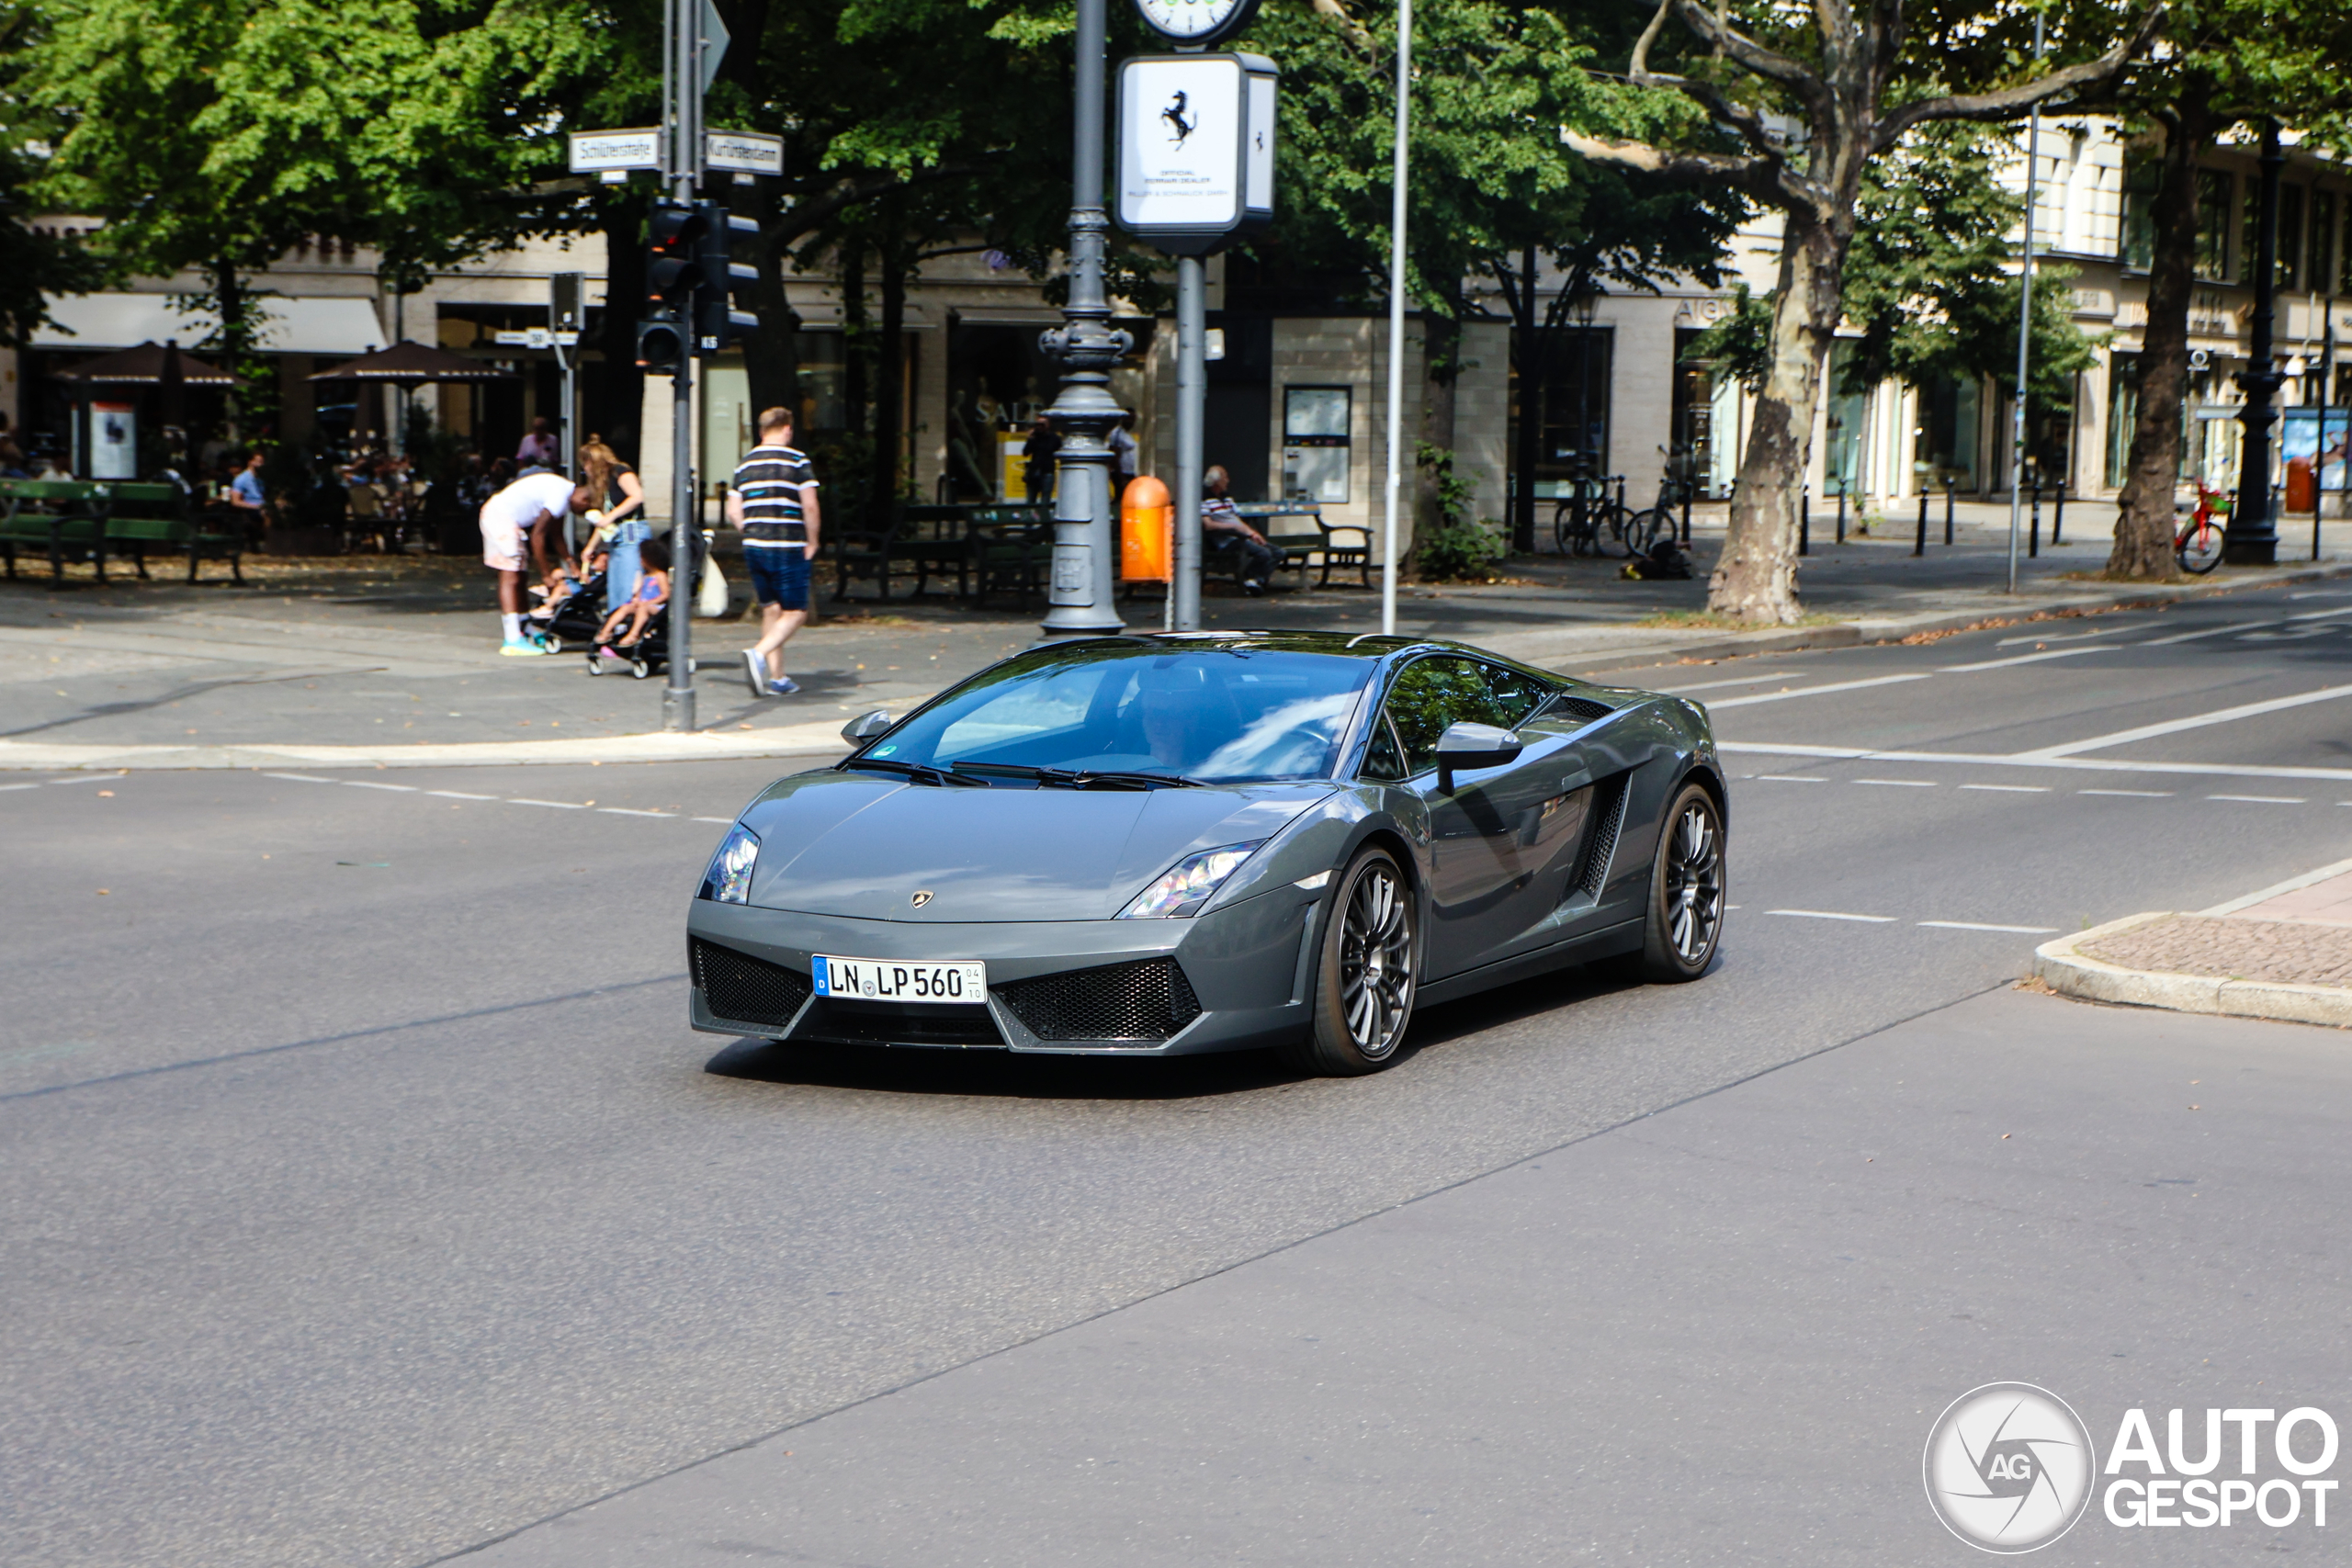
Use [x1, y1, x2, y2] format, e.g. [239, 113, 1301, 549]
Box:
[2175, 482, 2228, 574]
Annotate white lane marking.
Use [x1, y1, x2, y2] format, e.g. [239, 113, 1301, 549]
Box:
[2141, 606, 2352, 646]
[1918, 920, 2060, 933]
[1960, 783, 2051, 793]
[1995, 625, 2132, 648]
[263, 773, 339, 784]
[1755, 774, 1828, 783]
[47, 774, 123, 785]
[426, 790, 496, 800]
[2200, 854, 2352, 915]
[1705, 673, 1933, 709]
[344, 781, 420, 792]
[1854, 778, 1935, 787]
[1767, 908, 1896, 922]
[1661, 670, 1797, 694]
[693, 817, 735, 824]
[1718, 741, 2352, 782]
[508, 798, 587, 809]
[2080, 788, 2174, 796]
[1939, 647, 2121, 672]
[2209, 794, 2307, 805]
[2290, 590, 2352, 599]
[0, 783, 40, 792]
[599, 807, 675, 818]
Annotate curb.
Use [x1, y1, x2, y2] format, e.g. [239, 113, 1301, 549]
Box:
[1498, 558, 2352, 675]
[2033, 912, 2352, 1029]
[0, 720, 856, 773]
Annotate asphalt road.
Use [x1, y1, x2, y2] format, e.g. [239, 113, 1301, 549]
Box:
[6, 579, 2350, 1565]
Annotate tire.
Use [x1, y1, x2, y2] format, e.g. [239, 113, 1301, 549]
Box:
[1280, 846, 1417, 1076]
[2177, 521, 2223, 574]
[585, 652, 605, 676]
[630, 659, 650, 680]
[1621, 781, 1726, 982]
[1600, 507, 1640, 558]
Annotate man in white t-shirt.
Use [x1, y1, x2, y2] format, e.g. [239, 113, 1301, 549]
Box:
[481, 470, 593, 655]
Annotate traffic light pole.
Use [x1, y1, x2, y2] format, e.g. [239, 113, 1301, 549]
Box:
[661, 0, 702, 731]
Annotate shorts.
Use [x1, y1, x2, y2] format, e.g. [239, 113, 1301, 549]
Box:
[481, 514, 524, 572]
[745, 546, 809, 610]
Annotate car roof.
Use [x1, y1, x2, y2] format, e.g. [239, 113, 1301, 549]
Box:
[1044, 629, 1595, 684]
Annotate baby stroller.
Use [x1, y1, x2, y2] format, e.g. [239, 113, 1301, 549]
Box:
[530, 567, 609, 649]
[585, 597, 673, 680]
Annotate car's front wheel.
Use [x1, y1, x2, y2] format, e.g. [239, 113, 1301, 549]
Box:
[1628, 780, 1725, 981]
[1283, 845, 1417, 1076]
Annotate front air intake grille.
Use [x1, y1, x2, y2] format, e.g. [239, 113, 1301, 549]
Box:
[797, 1000, 1003, 1047]
[1572, 773, 1632, 900]
[996, 958, 1203, 1043]
[692, 938, 812, 1028]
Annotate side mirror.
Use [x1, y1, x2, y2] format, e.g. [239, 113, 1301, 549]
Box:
[1434, 721, 1522, 793]
[840, 709, 895, 745]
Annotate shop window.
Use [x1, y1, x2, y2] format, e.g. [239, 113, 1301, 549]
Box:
[1509, 325, 1612, 502]
[2105, 354, 2141, 490]
[1281, 386, 1351, 503]
[1916, 374, 1980, 491]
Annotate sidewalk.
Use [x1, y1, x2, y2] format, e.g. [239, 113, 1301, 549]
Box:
[4, 525, 2346, 771]
[2036, 856, 2352, 1026]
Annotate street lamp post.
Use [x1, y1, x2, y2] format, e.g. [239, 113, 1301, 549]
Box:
[2230, 118, 2287, 565]
[1039, 0, 1131, 640]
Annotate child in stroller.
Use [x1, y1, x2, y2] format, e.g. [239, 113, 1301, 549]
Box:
[587, 537, 673, 678]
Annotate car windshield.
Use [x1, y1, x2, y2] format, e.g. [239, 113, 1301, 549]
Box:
[864, 645, 1375, 784]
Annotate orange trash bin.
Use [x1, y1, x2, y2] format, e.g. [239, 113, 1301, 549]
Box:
[2288, 456, 2316, 514]
[1121, 475, 1172, 581]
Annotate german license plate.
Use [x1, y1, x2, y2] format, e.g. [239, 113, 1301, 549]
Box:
[813, 955, 987, 1004]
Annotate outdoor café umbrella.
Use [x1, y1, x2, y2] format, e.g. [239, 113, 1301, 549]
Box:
[308, 340, 514, 455]
[56, 340, 237, 478]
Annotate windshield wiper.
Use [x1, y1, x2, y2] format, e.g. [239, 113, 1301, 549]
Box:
[842, 757, 986, 787]
[948, 762, 1201, 790]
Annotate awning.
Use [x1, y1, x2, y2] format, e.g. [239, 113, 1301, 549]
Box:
[308, 340, 514, 384]
[31, 293, 388, 355]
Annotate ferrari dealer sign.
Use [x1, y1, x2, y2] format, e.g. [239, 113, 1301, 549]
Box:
[1116, 54, 1274, 254]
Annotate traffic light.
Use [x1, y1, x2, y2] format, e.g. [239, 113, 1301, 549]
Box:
[693, 203, 761, 357]
[636, 200, 708, 372]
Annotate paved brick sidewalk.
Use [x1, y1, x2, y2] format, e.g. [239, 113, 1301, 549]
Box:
[2039, 862, 2352, 1024]
[2078, 913, 2352, 987]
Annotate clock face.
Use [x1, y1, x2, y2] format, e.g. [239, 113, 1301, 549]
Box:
[1134, 0, 1247, 42]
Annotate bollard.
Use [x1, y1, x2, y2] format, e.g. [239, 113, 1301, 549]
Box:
[1799, 488, 1809, 556]
[1680, 490, 1692, 545]
[2051, 480, 2066, 545]
[1836, 485, 1848, 544]
[1915, 491, 1928, 556]
[1943, 479, 1956, 546]
[2029, 479, 2041, 558]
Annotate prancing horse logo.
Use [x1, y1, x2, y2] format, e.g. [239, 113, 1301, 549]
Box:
[910, 890, 934, 907]
[1162, 91, 1196, 147]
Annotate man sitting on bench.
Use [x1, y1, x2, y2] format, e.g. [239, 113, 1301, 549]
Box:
[1202, 465, 1276, 597]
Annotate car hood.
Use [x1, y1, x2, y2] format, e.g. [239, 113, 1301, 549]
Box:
[738, 771, 1336, 922]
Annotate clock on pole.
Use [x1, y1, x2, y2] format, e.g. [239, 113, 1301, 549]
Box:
[1132, 0, 1261, 49]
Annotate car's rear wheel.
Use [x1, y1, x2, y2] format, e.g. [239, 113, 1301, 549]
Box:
[1626, 780, 1725, 982]
[1283, 845, 1416, 1076]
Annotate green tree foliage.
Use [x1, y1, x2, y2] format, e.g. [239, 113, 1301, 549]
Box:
[0, 5, 107, 348]
[24, 0, 606, 434]
[1695, 124, 2101, 427]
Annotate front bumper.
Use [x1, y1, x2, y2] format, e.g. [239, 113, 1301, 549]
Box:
[684, 883, 1322, 1055]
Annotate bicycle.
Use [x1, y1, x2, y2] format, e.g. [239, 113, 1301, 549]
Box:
[2175, 481, 2229, 575]
[1619, 451, 1694, 556]
[1554, 469, 1640, 558]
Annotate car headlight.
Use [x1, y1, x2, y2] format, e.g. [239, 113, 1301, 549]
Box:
[701, 823, 760, 903]
[1118, 840, 1265, 919]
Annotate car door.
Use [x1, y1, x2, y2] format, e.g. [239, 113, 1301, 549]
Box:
[1370, 656, 1580, 979]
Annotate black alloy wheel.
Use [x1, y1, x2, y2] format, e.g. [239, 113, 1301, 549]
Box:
[1283, 845, 1417, 1076]
[1629, 781, 1725, 982]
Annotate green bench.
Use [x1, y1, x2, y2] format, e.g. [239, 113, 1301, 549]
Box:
[0, 479, 247, 583]
[1229, 502, 1372, 590]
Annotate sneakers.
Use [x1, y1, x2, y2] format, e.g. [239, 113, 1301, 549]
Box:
[500, 638, 549, 657]
[740, 649, 766, 696]
[767, 676, 800, 695]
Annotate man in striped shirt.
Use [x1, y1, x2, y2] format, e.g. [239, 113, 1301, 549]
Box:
[725, 406, 822, 696]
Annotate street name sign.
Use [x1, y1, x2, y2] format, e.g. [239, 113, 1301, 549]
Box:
[568, 127, 782, 177]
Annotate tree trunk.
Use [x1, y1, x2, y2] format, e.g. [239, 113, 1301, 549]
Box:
[591, 188, 648, 465]
[869, 223, 910, 524]
[2109, 88, 2213, 581]
[745, 220, 804, 433]
[1709, 208, 1845, 624]
[1419, 296, 1461, 536]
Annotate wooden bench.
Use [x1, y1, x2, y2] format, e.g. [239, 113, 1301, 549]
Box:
[967, 504, 1052, 608]
[0, 479, 248, 583]
[1226, 502, 1373, 590]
